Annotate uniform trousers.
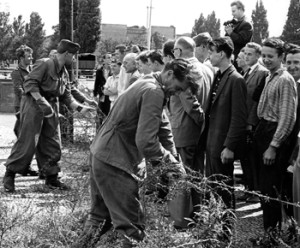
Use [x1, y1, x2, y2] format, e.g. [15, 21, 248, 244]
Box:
[5, 95, 61, 176]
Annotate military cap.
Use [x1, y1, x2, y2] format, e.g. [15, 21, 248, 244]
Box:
[57, 39, 80, 54]
[192, 32, 213, 47]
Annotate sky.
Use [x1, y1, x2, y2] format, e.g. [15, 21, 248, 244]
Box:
[0, 0, 291, 37]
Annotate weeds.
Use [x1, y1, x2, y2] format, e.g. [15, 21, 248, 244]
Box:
[1, 111, 300, 248]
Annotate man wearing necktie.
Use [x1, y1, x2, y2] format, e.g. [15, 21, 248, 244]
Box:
[239, 42, 268, 203]
[202, 36, 247, 243]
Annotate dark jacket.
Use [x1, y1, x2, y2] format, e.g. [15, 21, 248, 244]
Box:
[93, 66, 112, 97]
[245, 64, 268, 127]
[203, 64, 247, 159]
[11, 64, 31, 112]
[226, 16, 253, 58]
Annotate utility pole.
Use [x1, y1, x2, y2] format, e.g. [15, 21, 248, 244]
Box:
[147, 0, 153, 50]
[71, 0, 74, 41]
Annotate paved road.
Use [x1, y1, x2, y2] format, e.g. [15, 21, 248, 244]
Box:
[0, 113, 16, 148]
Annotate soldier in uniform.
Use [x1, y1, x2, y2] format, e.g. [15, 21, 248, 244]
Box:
[3, 39, 94, 192]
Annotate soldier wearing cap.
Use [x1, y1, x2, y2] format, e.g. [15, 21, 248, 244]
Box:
[3, 39, 95, 192]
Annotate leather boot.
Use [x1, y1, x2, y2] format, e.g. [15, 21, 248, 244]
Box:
[3, 170, 16, 192]
[45, 174, 69, 190]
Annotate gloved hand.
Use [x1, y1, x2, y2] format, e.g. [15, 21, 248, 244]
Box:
[36, 97, 54, 117]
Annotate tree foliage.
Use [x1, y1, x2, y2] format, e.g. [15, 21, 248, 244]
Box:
[74, 0, 101, 53]
[251, 0, 269, 44]
[96, 38, 120, 54]
[191, 11, 220, 38]
[0, 12, 13, 61]
[24, 12, 46, 61]
[191, 13, 206, 37]
[281, 0, 300, 45]
[8, 15, 26, 60]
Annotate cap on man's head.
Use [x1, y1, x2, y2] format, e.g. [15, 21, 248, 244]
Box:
[193, 32, 212, 47]
[57, 39, 80, 54]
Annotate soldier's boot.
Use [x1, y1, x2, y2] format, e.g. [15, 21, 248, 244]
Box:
[45, 174, 70, 190]
[21, 167, 39, 176]
[3, 170, 16, 192]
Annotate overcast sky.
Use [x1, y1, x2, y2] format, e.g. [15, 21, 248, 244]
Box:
[1, 0, 290, 37]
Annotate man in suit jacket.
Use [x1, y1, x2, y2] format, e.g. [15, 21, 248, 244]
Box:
[203, 37, 247, 212]
[224, 1, 253, 67]
[93, 53, 112, 116]
[239, 42, 268, 202]
[169, 36, 211, 217]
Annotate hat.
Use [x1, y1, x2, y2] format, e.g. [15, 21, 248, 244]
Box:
[57, 39, 80, 54]
[193, 32, 212, 47]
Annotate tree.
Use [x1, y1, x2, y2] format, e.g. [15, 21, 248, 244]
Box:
[96, 38, 120, 54]
[251, 0, 269, 44]
[9, 15, 26, 60]
[40, 24, 60, 58]
[205, 11, 220, 39]
[191, 13, 206, 37]
[24, 12, 46, 60]
[74, 0, 101, 53]
[0, 12, 13, 61]
[281, 0, 300, 45]
[191, 12, 220, 38]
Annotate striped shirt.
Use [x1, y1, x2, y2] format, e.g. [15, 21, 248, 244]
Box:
[257, 67, 297, 148]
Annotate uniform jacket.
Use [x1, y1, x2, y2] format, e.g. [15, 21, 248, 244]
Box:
[226, 16, 253, 58]
[168, 57, 208, 147]
[245, 64, 268, 127]
[23, 57, 75, 107]
[90, 74, 177, 181]
[204, 64, 247, 159]
[11, 64, 31, 112]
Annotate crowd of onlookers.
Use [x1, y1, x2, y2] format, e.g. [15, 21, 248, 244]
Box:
[3, 0, 300, 247]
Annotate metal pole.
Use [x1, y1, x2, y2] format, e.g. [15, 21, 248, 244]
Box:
[147, 0, 152, 50]
[71, 0, 74, 41]
[71, 0, 77, 80]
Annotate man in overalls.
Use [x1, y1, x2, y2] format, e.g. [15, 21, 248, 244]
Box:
[3, 39, 94, 192]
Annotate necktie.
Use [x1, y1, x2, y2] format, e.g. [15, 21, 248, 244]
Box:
[244, 68, 251, 81]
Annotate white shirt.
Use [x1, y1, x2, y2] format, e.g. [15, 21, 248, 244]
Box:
[104, 74, 119, 103]
[117, 66, 130, 96]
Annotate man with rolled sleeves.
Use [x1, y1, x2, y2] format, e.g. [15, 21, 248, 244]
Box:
[3, 39, 94, 192]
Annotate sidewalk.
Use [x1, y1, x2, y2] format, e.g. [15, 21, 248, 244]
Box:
[0, 112, 16, 148]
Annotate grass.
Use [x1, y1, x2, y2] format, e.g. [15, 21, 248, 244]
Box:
[0, 113, 300, 248]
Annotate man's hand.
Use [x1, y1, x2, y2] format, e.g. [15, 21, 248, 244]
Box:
[221, 147, 234, 164]
[80, 105, 96, 114]
[164, 153, 186, 178]
[224, 25, 233, 35]
[85, 98, 98, 108]
[263, 146, 277, 165]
